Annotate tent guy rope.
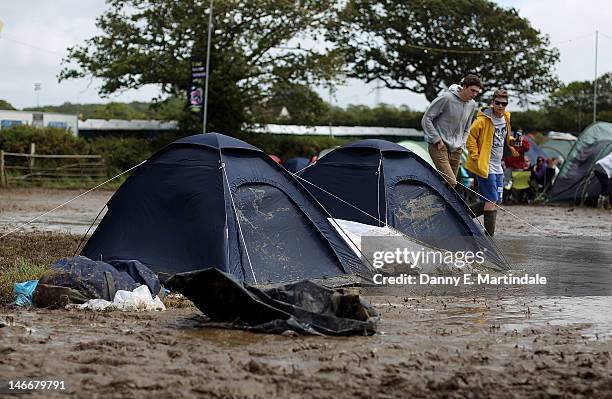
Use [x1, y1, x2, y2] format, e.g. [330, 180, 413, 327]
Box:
[0, 160, 147, 240]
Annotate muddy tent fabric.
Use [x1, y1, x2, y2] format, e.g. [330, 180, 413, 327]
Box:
[548, 122, 612, 203]
[82, 133, 369, 285]
[298, 139, 508, 269]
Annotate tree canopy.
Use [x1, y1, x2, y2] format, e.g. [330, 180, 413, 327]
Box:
[60, 0, 340, 133]
[329, 0, 560, 103]
[23, 100, 184, 121]
[543, 72, 612, 133]
[260, 82, 330, 125]
[0, 99, 16, 110]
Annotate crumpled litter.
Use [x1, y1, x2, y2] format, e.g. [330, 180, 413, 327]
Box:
[12, 280, 38, 307]
[67, 285, 165, 312]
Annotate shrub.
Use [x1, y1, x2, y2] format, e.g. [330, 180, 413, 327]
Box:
[0, 125, 89, 154]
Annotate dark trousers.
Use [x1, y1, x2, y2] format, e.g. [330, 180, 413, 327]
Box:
[594, 169, 611, 196]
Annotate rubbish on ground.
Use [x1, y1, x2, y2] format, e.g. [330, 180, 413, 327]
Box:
[11, 280, 38, 307]
[33, 256, 161, 308]
[68, 285, 165, 312]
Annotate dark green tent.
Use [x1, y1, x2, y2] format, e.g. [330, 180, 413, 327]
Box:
[540, 132, 577, 161]
[548, 123, 612, 203]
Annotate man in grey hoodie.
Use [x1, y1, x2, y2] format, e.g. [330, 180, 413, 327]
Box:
[421, 74, 483, 187]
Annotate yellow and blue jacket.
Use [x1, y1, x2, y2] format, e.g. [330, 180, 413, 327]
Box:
[465, 107, 518, 178]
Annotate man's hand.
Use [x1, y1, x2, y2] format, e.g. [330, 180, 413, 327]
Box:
[435, 139, 446, 150]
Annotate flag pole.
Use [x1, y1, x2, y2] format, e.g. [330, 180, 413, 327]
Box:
[203, 0, 214, 133]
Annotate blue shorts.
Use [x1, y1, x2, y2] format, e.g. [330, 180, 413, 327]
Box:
[477, 173, 504, 203]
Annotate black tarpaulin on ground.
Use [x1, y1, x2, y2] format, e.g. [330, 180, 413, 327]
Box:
[166, 268, 379, 336]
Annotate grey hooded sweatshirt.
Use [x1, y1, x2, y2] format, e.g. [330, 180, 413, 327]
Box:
[421, 84, 477, 151]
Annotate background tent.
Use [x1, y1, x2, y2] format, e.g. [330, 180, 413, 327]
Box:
[548, 122, 612, 203]
[524, 135, 548, 165]
[82, 133, 369, 285]
[298, 139, 508, 269]
[282, 157, 310, 173]
[540, 132, 577, 162]
[397, 140, 433, 166]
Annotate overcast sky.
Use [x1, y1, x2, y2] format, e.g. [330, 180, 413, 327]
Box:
[1, 0, 612, 111]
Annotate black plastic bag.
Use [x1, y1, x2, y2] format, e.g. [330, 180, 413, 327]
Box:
[166, 268, 378, 336]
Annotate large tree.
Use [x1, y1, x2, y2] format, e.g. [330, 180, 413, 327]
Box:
[60, 0, 340, 133]
[263, 82, 330, 125]
[329, 0, 560, 103]
[544, 73, 612, 133]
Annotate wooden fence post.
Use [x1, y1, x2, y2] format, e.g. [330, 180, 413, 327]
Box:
[0, 150, 5, 186]
[29, 143, 36, 180]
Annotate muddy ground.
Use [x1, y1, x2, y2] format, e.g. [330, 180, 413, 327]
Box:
[1, 188, 612, 398]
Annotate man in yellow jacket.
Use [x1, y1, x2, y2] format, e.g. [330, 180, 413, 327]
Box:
[465, 89, 518, 236]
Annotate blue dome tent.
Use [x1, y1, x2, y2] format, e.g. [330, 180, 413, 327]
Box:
[298, 140, 509, 270]
[82, 133, 370, 285]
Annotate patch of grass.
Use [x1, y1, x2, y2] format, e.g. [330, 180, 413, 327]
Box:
[0, 258, 48, 306]
[0, 231, 193, 309]
[0, 232, 80, 266]
[0, 232, 80, 307]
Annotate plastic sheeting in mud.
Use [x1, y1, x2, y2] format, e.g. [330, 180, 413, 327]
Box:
[166, 268, 379, 336]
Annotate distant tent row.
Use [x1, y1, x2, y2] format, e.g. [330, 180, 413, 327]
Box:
[82, 133, 508, 287]
[549, 122, 612, 203]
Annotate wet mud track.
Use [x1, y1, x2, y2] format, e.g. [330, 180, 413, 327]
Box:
[1, 296, 612, 398]
[1, 189, 612, 397]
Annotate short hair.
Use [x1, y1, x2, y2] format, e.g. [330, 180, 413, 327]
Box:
[461, 74, 483, 89]
[493, 89, 508, 99]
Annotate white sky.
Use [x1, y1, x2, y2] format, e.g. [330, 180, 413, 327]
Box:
[1, 0, 612, 111]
